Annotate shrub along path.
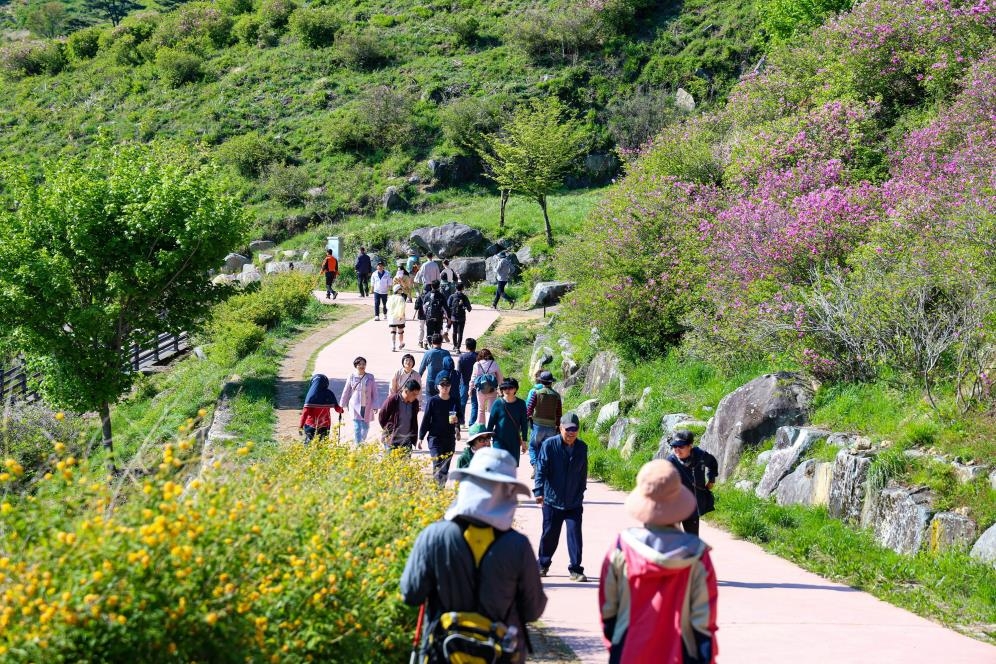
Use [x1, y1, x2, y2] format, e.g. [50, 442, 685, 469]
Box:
[303, 291, 994, 662]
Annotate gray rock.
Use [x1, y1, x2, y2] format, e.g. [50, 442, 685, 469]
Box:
[515, 245, 536, 266]
[870, 485, 933, 555]
[383, 186, 407, 211]
[661, 413, 693, 437]
[735, 480, 756, 493]
[971, 523, 996, 568]
[484, 239, 514, 258]
[583, 152, 620, 183]
[529, 346, 555, 378]
[635, 387, 653, 411]
[485, 252, 522, 284]
[952, 462, 988, 484]
[265, 261, 315, 274]
[249, 240, 275, 252]
[776, 460, 819, 506]
[427, 155, 479, 187]
[928, 512, 977, 552]
[827, 432, 868, 448]
[193, 346, 207, 360]
[699, 372, 815, 482]
[676, 88, 696, 112]
[621, 431, 639, 459]
[257, 253, 274, 265]
[653, 435, 671, 461]
[990, 469, 996, 491]
[756, 450, 774, 466]
[561, 353, 580, 381]
[528, 281, 576, 308]
[281, 250, 298, 259]
[411, 222, 488, 258]
[596, 401, 620, 428]
[583, 350, 623, 397]
[212, 273, 238, 285]
[223, 253, 250, 274]
[608, 418, 635, 451]
[237, 265, 262, 285]
[575, 398, 601, 420]
[756, 427, 831, 499]
[447, 257, 487, 284]
[828, 449, 874, 524]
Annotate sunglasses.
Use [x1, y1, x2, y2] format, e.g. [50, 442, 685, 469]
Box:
[563, 426, 579, 433]
[671, 442, 692, 448]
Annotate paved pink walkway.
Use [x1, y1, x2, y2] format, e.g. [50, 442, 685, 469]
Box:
[308, 294, 995, 663]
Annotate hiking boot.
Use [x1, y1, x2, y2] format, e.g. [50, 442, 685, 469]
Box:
[539, 567, 549, 577]
[399, 343, 405, 349]
[569, 572, 588, 583]
[332, 291, 338, 300]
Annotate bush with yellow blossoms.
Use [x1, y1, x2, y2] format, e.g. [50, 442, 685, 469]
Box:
[0, 430, 451, 662]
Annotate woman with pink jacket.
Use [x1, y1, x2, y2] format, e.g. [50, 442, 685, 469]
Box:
[340, 356, 380, 443]
[468, 348, 502, 426]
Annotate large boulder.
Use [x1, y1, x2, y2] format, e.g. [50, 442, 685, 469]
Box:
[249, 240, 275, 252]
[583, 350, 623, 397]
[529, 281, 576, 308]
[266, 261, 315, 275]
[699, 372, 815, 482]
[596, 401, 620, 428]
[776, 459, 832, 507]
[485, 252, 522, 284]
[828, 449, 874, 524]
[427, 155, 480, 187]
[575, 398, 601, 421]
[411, 222, 488, 257]
[515, 245, 537, 266]
[971, 523, 996, 568]
[952, 462, 988, 484]
[383, 186, 408, 211]
[661, 413, 694, 436]
[223, 253, 250, 274]
[928, 512, 977, 552]
[607, 418, 635, 451]
[238, 265, 262, 285]
[447, 257, 487, 284]
[756, 427, 830, 498]
[869, 485, 933, 555]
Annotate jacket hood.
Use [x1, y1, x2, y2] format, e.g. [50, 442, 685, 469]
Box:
[304, 374, 338, 407]
[621, 526, 707, 571]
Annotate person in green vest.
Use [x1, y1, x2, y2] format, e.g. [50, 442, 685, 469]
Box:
[526, 370, 562, 476]
[487, 378, 528, 466]
[457, 424, 494, 469]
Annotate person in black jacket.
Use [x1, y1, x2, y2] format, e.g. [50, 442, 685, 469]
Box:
[446, 282, 472, 352]
[657, 430, 718, 536]
[419, 376, 462, 486]
[354, 246, 372, 297]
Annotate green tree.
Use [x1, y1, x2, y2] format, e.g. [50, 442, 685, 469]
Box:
[21, 2, 69, 38]
[0, 142, 247, 466]
[84, 0, 140, 26]
[479, 98, 588, 245]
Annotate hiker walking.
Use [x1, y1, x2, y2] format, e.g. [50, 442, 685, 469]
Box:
[321, 249, 339, 300]
[439, 273, 456, 344]
[339, 356, 379, 444]
[458, 338, 478, 424]
[492, 251, 516, 309]
[354, 246, 372, 297]
[470, 349, 502, 425]
[389, 353, 421, 397]
[600, 459, 719, 664]
[447, 282, 472, 353]
[423, 280, 450, 341]
[417, 333, 450, 398]
[298, 374, 343, 444]
[655, 430, 718, 536]
[487, 377, 529, 466]
[386, 284, 407, 352]
[378, 379, 421, 453]
[421, 252, 441, 287]
[393, 263, 414, 301]
[401, 447, 547, 664]
[371, 261, 392, 321]
[439, 258, 459, 285]
[534, 412, 588, 582]
[526, 370, 562, 476]
[418, 376, 462, 486]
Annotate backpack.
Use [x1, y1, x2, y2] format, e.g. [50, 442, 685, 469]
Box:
[419, 523, 517, 664]
[440, 280, 456, 299]
[474, 361, 498, 395]
[425, 291, 446, 321]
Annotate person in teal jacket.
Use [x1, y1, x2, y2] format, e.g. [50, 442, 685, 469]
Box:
[487, 377, 528, 465]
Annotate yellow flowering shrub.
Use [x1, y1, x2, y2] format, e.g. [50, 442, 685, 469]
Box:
[0, 433, 451, 662]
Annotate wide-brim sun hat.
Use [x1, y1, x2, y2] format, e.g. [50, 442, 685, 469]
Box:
[465, 428, 493, 446]
[625, 459, 697, 527]
[449, 447, 530, 496]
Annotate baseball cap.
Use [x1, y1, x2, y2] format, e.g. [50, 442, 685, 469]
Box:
[560, 412, 580, 430]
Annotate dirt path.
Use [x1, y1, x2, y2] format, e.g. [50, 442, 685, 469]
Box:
[273, 296, 370, 440]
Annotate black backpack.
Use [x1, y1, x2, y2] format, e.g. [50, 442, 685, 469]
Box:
[425, 291, 446, 321]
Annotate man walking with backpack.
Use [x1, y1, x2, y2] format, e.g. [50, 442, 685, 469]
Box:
[447, 282, 472, 353]
[655, 430, 718, 536]
[321, 249, 339, 300]
[526, 370, 562, 477]
[423, 280, 450, 341]
[492, 251, 516, 309]
[354, 246, 372, 298]
[418, 333, 450, 398]
[401, 447, 547, 664]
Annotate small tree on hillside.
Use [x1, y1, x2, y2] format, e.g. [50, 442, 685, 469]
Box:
[84, 0, 140, 26]
[479, 97, 588, 246]
[0, 142, 247, 467]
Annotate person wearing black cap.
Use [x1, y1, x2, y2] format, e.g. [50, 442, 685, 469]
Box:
[418, 376, 462, 486]
[534, 412, 588, 582]
[655, 430, 718, 536]
[486, 377, 529, 465]
[526, 370, 562, 475]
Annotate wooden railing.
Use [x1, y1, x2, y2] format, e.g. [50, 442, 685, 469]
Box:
[0, 332, 190, 406]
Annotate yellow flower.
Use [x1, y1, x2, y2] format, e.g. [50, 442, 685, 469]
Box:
[54, 412, 65, 421]
[205, 612, 219, 626]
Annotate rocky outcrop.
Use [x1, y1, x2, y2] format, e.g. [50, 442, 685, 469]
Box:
[756, 427, 830, 498]
[952, 462, 988, 484]
[427, 155, 479, 187]
[410, 222, 487, 257]
[528, 281, 576, 308]
[776, 459, 832, 507]
[870, 485, 933, 555]
[515, 245, 536, 266]
[676, 88, 695, 112]
[971, 523, 996, 568]
[700, 372, 815, 481]
[249, 240, 275, 252]
[661, 413, 693, 436]
[928, 512, 977, 552]
[238, 265, 262, 285]
[583, 350, 623, 397]
[596, 401, 620, 428]
[266, 261, 315, 274]
[529, 345, 555, 378]
[383, 186, 408, 211]
[635, 387, 652, 411]
[446, 257, 487, 284]
[828, 449, 874, 524]
[223, 253, 250, 274]
[485, 252, 522, 284]
[575, 398, 600, 420]
[608, 418, 636, 451]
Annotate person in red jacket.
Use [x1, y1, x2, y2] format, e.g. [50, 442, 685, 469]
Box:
[299, 373, 343, 443]
[599, 459, 718, 664]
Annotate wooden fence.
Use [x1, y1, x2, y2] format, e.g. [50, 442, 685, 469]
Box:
[0, 332, 190, 406]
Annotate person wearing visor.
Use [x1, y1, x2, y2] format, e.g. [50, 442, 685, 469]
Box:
[656, 429, 718, 536]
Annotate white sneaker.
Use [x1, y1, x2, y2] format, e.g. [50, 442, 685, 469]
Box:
[374, 316, 380, 321]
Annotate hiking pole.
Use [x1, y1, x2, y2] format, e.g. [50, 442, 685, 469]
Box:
[409, 602, 426, 664]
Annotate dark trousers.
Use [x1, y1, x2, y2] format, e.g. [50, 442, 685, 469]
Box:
[537, 504, 583, 573]
[373, 292, 388, 317]
[451, 320, 466, 349]
[428, 437, 456, 486]
[682, 515, 700, 536]
[357, 272, 370, 297]
[303, 425, 329, 444]
[492, 281, 513, 308]
[468, 388, 478, 424]
[324, 272, 338, 297]
[426, 318, 443, 339]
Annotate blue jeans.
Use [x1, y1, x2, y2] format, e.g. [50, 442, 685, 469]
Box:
[353, 419, 370, 443]
[529, 424, 558, 467]
[538, 504, 583, 574]
[468, 389, 478, 425]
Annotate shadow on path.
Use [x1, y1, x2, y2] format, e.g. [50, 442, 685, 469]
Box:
[718, 580, 859, 592]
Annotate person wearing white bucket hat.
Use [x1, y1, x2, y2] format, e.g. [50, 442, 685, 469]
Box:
[401, 447, 547, 663]
[598, 460, 719, 664]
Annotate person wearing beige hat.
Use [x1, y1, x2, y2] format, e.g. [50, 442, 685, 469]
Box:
[598, 460, 719, 664]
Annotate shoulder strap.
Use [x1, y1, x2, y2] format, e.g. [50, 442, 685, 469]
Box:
[502, 400, 521, 430]
[456, 519, 507, 613]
